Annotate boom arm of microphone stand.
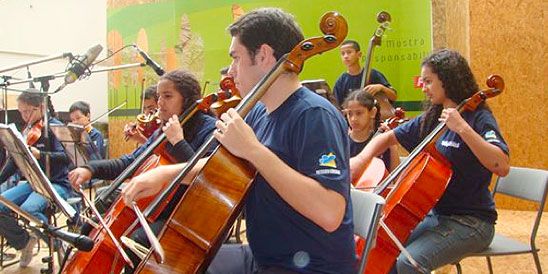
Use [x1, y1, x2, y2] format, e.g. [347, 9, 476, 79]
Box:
[52, 62, 147, 94]
[0, 53, 73, 74]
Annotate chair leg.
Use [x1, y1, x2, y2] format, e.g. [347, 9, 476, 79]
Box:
[486, 256, 493, 274]
[532, 251, 543, 274]
[455, 262, 463, 274]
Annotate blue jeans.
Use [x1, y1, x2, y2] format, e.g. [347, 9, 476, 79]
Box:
[0, 182, 70, 250]
[394, 213, 495, 274]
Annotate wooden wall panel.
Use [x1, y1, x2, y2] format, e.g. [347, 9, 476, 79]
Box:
[432, 0, 470, 57]
[469, 0, 547, 211]
[108, 117, 140, 159]
[434, 0, 547, 210]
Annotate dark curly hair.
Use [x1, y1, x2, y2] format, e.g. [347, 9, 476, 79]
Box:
[228, 8, 304, 62]
[419, 49, 483, 138]
[159, 69, 201, 110]
[159, 69, 203, 140]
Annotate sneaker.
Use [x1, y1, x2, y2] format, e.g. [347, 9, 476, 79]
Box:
[19, 234, 37, 267]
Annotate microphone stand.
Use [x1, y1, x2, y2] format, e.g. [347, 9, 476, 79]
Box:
[0, 53, 73, 74]
[0, 63, 147, 94]
[0, 196, 93, 252]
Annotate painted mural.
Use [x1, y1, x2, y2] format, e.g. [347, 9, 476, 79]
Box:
[106, 0, 432, 114]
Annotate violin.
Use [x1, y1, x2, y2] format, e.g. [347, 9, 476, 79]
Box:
[209, 77, 242, 118]
[25, 119, 43, 146]
[124, 109, 162, 142]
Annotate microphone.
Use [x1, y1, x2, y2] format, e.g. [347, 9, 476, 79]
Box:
[64, 44, 103, 85]
[48, 226, 95, 251]
[133, 44, 165, 76]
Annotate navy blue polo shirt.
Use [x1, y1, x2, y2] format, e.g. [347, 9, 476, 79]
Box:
[88, 127, 105, 159]
[333, 68, 393, 107]
[393, 108, 509, 223]
[244, 87, 356, 274]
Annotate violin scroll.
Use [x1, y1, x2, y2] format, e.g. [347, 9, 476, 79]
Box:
[285, 11, 347, 73]
[208, 77, 242, 117]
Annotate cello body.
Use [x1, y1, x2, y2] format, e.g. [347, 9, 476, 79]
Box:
[63, 154, 173, 274]
[136, 147, 256, 273]
[365, 147, 452, 273]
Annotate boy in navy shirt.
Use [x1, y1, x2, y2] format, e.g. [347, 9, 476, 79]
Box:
[351, 49, 510, 273]
[122, 7, 356, 274]
[69, 100, 105, 160]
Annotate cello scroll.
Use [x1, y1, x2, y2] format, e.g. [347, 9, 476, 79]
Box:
[284, 11, 348, 73]
[463, 74, 504, 112]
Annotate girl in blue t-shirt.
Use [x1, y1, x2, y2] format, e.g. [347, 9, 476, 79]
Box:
[342, 89, 399, 172]
[350, 49, 510, 273]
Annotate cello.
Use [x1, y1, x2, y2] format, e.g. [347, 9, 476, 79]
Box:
[62, 79, 239, 274]
[360, 11, 395, 120]
[133, 11, 348, 273]
[363, 75, 505, 273]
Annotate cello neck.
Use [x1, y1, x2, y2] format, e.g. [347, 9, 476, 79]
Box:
[360, 39, 375, 89]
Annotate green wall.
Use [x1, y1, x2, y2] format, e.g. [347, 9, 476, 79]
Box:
[107, 0, 431, 116]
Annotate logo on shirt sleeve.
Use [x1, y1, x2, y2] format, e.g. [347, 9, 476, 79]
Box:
[484, 130, 500, 143]
[318, 153, 337, 168]
[316, 152, 341, 175]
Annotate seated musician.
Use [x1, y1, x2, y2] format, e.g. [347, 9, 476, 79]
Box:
[69, 100, 106, 159]
[123, 85, 159, 145]
[122, 8, 356, 273]
[350, 49, 510, 273]
[0, 90, 72, 268]
[69, 69, 216, 202]
[342, 89, 399, 171]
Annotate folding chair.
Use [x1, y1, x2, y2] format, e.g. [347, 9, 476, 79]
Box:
[351, 188, 385, 273]
[454, 166, 548, 274]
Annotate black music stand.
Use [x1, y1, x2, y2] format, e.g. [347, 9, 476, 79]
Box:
[0, 124, 76, 221]
[50, 123, 101, 167]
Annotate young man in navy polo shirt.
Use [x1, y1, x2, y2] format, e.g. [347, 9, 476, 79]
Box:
[122, 7, 356, 274]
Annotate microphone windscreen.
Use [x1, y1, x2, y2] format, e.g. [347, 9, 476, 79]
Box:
[64, 44, 103, 85]
[50, 228, 95, 252]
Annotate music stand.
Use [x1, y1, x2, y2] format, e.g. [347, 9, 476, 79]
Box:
[50, 123, 101, 167]
[0, 124, 76, 220]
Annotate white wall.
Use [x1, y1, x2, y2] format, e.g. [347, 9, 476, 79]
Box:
[0, 0, 108, 122]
